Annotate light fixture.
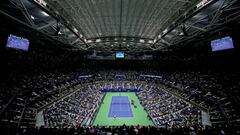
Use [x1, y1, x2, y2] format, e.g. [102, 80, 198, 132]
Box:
[96, 39, 101, 42]
[41, 11, 49, 16]
[153, 39, 157, 43]
[73, 28, 78, 33]
[30, 15, 35, 20]
[87, 40, 92, 43]
[179, 32, 184, 36]
[34, 0, 47, 7]
[163, 29, 168, 34]
[139, 39, 145, 43]
[148, 40, 154, 44]
[196, 0, 211, 8]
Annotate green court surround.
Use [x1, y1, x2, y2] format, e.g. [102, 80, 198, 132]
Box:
[93, 92, 154, 126]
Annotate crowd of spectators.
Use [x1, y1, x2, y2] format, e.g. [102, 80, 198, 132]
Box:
[32, 78, 202, 130]
[0, 68, 95, 127]
[43, 80, 145, 128]
[0, 49, 239, 134]
[43, 84, 103, 128]
[90, 79, 145, 90]
[1, 68, 239, 131]
[156, 71, 240, 127]
[0, 124, 233, 135]
[137, 84, 200, 128]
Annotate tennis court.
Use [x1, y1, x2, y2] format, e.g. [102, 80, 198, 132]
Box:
[108, 96, 133, 118]
[93, 92, 153, 126]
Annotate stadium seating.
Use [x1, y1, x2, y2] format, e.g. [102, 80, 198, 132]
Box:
[137, 85, 199, 128]
[0, 50, 239, 134]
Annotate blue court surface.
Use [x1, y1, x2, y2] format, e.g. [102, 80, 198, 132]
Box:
[108, 96, 133, 118]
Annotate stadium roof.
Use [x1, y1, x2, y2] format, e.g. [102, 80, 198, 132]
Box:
[0, 0, 239, 53]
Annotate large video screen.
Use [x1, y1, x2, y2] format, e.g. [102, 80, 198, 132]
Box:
[116, 52, 124, 59]
[211, 36, 234, 52]
[6, 34, 29, 51]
